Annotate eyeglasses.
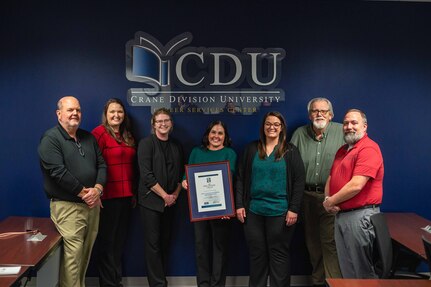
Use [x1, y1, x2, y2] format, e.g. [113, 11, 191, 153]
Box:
[154, 119, 171, 125]
[75, 140, 85, 157]
[310, 109, 330, 116]
[265, 122, 282, 128]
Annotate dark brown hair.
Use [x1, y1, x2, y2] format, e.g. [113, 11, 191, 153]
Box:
[201, 120, 232, 149]
[102, 98, 135, 146]
[257, 111, 288, 160]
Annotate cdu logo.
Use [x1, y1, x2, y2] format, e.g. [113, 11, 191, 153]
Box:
[126, 32, 285, 115]
[126, 32, 193, 88]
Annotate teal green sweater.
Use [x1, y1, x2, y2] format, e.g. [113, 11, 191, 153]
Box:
[250, 150, 287, 216]
[185, 146, 237, 179]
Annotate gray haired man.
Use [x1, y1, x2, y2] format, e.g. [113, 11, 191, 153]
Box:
[290, 98, 343, 287]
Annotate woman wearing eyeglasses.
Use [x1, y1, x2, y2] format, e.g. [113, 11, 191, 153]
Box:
[181, 120, 237, 287]
[137, 108, 184, 287]
[91, 98, 136, 287]
[236, 111, 305, 287]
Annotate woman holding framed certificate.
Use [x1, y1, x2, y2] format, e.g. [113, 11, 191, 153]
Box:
[236, 111, 305, 287]
[182, 120, 237, 287]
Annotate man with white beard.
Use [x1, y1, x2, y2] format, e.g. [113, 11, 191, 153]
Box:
[290, 98, 343, 287]
[323, 109, 384, 279]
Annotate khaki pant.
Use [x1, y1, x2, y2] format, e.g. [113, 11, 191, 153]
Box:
[50, 200, 99, 287]
[303, 191, 341, 285]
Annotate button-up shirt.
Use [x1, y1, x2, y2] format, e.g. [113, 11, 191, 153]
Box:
[290, 121, 344, 187]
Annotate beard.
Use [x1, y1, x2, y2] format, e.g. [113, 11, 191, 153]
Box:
[312, 118, 328, 130]
[344, 131, 364, 145]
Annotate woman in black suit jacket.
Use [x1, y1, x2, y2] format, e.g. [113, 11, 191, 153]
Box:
[137, 108, 184, 287]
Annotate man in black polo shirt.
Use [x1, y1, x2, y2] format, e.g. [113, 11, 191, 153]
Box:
[38, 96, 106, 287]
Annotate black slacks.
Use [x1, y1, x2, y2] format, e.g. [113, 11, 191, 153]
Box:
[194, 219, 231, 287]
[139, 205, 174, 287]
[97, 197, 132, 287]
[244, 211, 296, 287]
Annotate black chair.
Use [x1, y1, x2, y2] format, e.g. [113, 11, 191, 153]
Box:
[422, 235, 431, 278]
[370, 212, 393, 278]
[370, 212, 429, 279]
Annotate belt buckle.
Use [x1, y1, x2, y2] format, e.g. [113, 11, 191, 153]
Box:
[306, 185, 324, 193]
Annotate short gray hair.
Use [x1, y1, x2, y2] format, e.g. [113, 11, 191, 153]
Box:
[307, 97, 334, 117]
[345, 108, 368, 124]
[57, 95, 76, 110]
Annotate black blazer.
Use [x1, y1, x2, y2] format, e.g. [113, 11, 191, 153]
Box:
[137, 134, 184, 212]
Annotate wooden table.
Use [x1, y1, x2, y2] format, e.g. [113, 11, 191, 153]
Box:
[0, 265, 30, 287]
[327, 278, 431, 287]
[0, 216, 62, 287]
[0, 216, 61, 266]
[385, 212, 431, 260]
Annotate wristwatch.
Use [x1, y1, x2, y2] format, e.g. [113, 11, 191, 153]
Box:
[95, 186, 103, 197]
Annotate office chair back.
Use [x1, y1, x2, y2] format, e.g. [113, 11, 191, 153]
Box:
[370, 212, 393, 278]
[422, 235, 431, 277]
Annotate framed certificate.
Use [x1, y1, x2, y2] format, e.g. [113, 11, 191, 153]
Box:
[185, 160, 235, 222]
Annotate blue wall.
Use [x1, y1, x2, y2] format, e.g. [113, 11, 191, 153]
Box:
[1, 0, 430, 277]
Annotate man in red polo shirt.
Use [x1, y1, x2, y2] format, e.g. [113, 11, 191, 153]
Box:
[323, 109, 384, 278]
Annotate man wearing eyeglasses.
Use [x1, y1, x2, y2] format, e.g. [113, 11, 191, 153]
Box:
[38, 96, 106, 287]
[290, 98, 344, 287]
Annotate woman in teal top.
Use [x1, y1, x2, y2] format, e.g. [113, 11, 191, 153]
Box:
[182, 120, 237, 287]
[236, 111, 305, 287]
